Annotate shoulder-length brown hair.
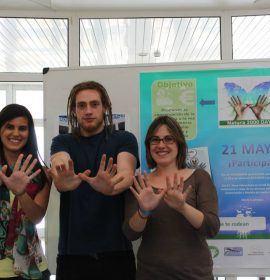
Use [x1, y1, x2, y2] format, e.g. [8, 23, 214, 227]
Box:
[145, 115, 187, 169]
[67, 81, 113, 135]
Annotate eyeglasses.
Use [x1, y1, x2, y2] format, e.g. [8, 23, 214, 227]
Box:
[150, 135, 175, 145]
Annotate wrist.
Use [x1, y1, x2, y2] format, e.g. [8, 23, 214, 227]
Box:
[12, 189, 26, 197]
[177, 202, 187, 213]
[138, 208, 152, 219]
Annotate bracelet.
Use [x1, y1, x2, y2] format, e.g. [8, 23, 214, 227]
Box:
[138, 208, 152, 219]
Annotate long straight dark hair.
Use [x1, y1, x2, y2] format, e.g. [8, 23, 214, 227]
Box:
[0, 104, 49, 187]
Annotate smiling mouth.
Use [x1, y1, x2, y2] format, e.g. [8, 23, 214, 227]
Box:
[9, 139, 21, 143]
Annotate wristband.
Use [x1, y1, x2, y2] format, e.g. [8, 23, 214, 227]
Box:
[138, 208, 152, 219]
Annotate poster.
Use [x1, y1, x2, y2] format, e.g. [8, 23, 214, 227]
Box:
[140, 69, 270, 271]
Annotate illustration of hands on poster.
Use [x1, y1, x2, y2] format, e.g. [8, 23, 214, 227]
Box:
[217, 76, 270, 240]
[186, 147, 211, 175]
[140, 70, 270, 271]
[218, 76, 270, 127]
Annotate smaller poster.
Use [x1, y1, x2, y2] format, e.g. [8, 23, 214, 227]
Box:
[58, 113, 128, 134]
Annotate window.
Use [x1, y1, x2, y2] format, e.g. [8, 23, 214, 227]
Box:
[232, 15, 270, 59]
[0, 18, 68, 72]
[80, 17, 221, 66]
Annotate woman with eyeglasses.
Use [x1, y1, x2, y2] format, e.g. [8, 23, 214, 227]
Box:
[0, 104, 51, 280]
[123, 115, 220, 280]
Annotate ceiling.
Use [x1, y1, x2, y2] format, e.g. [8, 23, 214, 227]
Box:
[1, 0, 270, 72]
[1, 0, 270, 11]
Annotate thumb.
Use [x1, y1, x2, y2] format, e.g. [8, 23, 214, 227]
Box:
[1, 165, 8, 175]
[78, 169, 91, 180]
[184, 185, 192, 197]
[156, 187, 167, 198]
[83, 169, 91, 176]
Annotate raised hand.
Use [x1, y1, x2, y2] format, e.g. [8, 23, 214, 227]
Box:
[164, 173, 192, 211]
[130, 171, 166, 211]
[0, 154, 41, 196]
[49, 159, 89, 191]
[228, 96, 247, 120]
[78, 154, 124, 195]
[251, 95, 269, 120]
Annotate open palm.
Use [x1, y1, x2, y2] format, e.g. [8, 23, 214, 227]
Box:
[49, 159, 88, 191]
[0, 154, 40, 196]
[79, 154, 124, 195]
[130, 172, 165, 211]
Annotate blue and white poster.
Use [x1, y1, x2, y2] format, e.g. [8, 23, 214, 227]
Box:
[140, 68, 270, 270]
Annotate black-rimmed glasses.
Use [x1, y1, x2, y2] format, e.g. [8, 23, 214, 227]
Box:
[150, 135, 175, 145]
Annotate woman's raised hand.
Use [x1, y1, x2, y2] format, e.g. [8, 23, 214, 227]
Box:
[0, 154, 41, 196]
[130, 171, 166, 211]
[164, 173, 192, 211]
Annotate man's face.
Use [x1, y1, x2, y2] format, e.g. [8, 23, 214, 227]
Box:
[74, 89, 105, 136]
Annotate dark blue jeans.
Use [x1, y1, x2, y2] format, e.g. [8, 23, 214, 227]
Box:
[56, 250, 136, 280]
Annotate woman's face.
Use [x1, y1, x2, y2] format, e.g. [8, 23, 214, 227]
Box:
[149, 124, 178, 168]
[0, 116, 29, 156]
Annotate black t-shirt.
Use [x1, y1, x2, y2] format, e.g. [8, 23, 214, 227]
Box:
[50, 129, 140, 255]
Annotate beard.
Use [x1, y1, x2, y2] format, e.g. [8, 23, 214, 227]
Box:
[79, 117, 104, 136]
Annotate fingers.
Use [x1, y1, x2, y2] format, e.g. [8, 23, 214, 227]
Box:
[166, 175, 172, 189]
[183, 185, 193, 197]
[166, 174, 185, 194]
[104, 157, 117, 176]
[261, 95, 267, 104]
[110, 164, 117, 176]
[105, 157, 113, 173]
[20, 154, 33, 172]
[99, 155, 117, 176]
[143, 171, 150, 187]
[137, 173, 147, 190]
[56, 163, 66, 174]
[156, 187, 167, 199]
[230, 96, 242, 106]
[47, 168, 56, 179]
[132, 175, 143, 194]
[13, 154, 40, 177]
[230, 96, 237, 106]
[68, 159, 75, 171]
[29, 169, 41, 180]
[236, 96, 242, 104]
[257, 95, 267, 104]
[98, 154, 107, 171]
[130, 186, 140, 200]
[25, 158, 38, 175]
[173, 173, 178, 188]
[177, 176, 184, 191]
[13, 154, 24, 171]
[78, 173, 85, 180]
[83, 169, 91, 176]
[1, 165, 8, 175]
[112, 175, 124, 186]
